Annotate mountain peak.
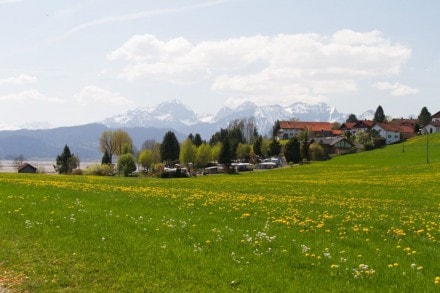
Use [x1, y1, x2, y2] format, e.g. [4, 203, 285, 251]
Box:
[103, 99, 348, 137]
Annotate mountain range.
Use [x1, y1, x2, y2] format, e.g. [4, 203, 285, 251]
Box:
[102, 99, 373, 138]
[0, 100, 374, 161]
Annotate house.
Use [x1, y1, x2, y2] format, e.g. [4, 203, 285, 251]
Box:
[390, 119, 417, 139]
[350, 120, 374, 134]
[390, 118, 418, 129]
[18, 163, 37, 174]
[311, 137, 354, 156]
[432, 111, 440, 123]
[419, 110, 440, 134]
[421, 121, 440, 134]
[339, 122, 357, 135]
[371, 123, 402, 144]
[274, 121, 339, 140]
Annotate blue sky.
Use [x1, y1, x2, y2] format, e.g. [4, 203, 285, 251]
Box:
[0, 0, 439, 129]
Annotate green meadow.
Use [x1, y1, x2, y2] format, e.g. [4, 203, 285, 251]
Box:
[1, 134, 439, 292]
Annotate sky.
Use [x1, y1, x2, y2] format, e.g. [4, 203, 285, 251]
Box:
[0, 0, 439, 129]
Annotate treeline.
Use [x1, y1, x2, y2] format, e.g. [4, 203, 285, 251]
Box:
[53, 118, 313, 176]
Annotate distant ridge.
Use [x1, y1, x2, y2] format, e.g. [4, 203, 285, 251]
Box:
[0, 124, 186, 161]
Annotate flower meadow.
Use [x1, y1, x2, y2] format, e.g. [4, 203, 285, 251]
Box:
[0, 134, 439, 291]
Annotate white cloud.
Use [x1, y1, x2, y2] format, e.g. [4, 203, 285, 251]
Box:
[109, 30, 411, 106]
[74, 86, 132, 106]
[0, 74, 37, 85]
[0, 90, 62, 103]
[373, 82, 419, 96]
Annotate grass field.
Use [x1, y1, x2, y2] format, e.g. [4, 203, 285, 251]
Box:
[1, 134, 439, 292]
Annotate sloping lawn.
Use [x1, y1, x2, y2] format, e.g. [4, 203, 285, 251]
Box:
[0, 134, 439, 291]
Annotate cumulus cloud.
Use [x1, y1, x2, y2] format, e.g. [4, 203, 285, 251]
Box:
[109, 30, 411, 106]
[0, 74, 37, 85]
[0, 90, 62, 103]
[373, 82, 419, 96]
[74, 86, 132, 106]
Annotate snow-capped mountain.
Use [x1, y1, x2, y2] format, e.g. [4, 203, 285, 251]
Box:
[103, 99, 200, 128]
[358, 110, 375, 121]
[102, 99, 348, 138]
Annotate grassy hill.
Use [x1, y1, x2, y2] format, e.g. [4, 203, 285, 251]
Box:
[0, 134, 439, 291]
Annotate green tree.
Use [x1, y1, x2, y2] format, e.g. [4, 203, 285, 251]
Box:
[194, 133, 203, 147]
[418, 106, 432, 126]
[196, 143, 211, 168]
[373, 105, 386, 123]
[210, 142, 222, 162]
[309, 142, 325, 161]
[99, 129, 133, 163]
[138, 149, 154, 171]
[355, 130, 371, 144]
[179, 138, 197, 167]
[121, 143, 133, 155]
[55, 145, 79, 174]
[284, 137, 301, 163]
[236, 143, 251, 162]
[117, 153, 137, 176]
[219, 137, 233, 169]
[346, 114, 359, 123]
[300, 132, 310, 161]
[160, 131, 180, 165]
[268, 139, 282, 157]
[253, 135, 263, 157]
[260, 138, 271, 158]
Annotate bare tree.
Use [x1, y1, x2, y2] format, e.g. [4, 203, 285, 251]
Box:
[99, 129, 133, 163]
[13, 154, 25, 170]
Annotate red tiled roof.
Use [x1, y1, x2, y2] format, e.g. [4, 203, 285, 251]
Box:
[340, 122, 357, 130]
[278, 121, 333, 132]
[353, 120, 374, 129]
[390, 118, 417, 127]
[374, 123, 413, 133]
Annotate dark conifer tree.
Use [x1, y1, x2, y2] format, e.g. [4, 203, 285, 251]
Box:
[373, 105, 386, 123]
[101, 150, 111, 165]
[160, 131, 180, 165]
[418, 106, 432, 127]
[284, 137, 301, 163]
[346, 114, 359, 123]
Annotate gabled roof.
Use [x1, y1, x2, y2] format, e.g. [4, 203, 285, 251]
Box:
[374, 123, 413, 133]
[432, 111, 440, 119]
[390, 118, 417, 127]
[373, 123, 401, 132]
[278, 121, 333, 131]
[353, 120, 374, 129]
[312, 137, 354, 147]
[18, 163, 37, 172]
[340, 122, 357, 130]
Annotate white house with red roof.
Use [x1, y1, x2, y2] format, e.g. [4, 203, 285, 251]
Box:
[274, 121, 340, 140]
[420, 110, 440, 134]
[371, 123, 402, 144]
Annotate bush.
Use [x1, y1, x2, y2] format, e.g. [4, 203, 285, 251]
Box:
[373, 137, 386, 148]
[71, 169, 83, 175]
[364, 142, 375, 151]
[85, 164, 115, 176]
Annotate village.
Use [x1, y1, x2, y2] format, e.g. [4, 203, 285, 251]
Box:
[274, 108, 440, 155]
